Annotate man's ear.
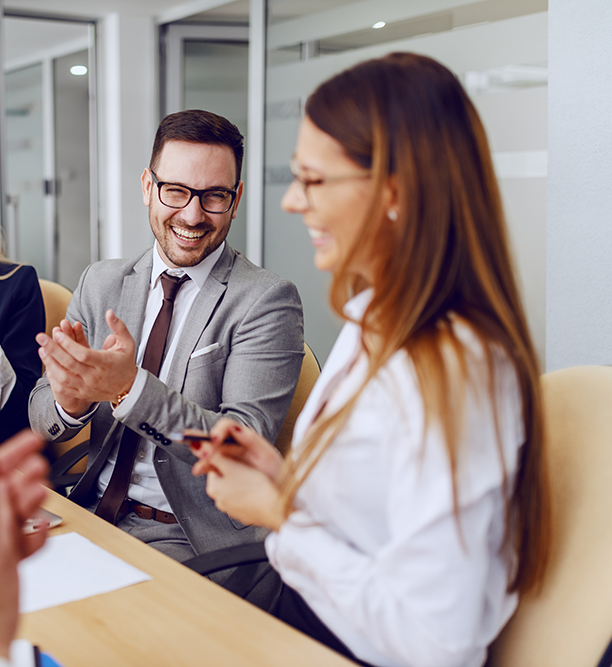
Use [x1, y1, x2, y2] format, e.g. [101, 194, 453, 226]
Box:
[141, 168, 152, 207]
[231, 181, 244, 220]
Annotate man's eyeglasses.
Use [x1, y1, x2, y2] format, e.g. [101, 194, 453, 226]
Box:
[289, 156, 371, 206]
[150, 170, 238, 214]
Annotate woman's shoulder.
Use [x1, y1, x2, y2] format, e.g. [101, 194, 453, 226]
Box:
[0, 260, 22, 280]
[370, 314, 521, 430]
[0, 262, 40, 288]
[376, 312, 515, 381]
[0, 264, 43, 329]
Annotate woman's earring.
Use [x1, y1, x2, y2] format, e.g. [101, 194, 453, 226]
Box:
[387, 209, 398, 221]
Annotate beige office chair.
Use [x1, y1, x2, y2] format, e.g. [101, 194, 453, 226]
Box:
[487, 365, 612, 667]
[38, 278, 73, 337]
[275, 342, 320, 457]
[38, 279, 90, 475]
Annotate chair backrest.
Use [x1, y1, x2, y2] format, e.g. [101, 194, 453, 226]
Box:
[37, 279, 89, 471]
[275, 343, 321, 457]
[39, 278, 72, 336]
[487, 365, 612, 667]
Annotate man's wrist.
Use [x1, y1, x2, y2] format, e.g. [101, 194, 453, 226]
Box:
[56, 401, 98, 427]
[63, 402, 95, 419]
[110, 368, 138, 408]
[111, 368, 148, 419]
[111, 390, 130, 410]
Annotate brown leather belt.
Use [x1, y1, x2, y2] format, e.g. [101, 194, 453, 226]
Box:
[120, 500, 178, 524]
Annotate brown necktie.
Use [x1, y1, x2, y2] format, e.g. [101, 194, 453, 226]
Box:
[95, 272, 190, 524]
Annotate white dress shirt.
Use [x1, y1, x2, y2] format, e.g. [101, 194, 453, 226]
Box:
[59, 242, 225, 511]
[266, 289, 523, 667]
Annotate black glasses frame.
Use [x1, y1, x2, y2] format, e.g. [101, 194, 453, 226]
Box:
[150, 170, 239, 214]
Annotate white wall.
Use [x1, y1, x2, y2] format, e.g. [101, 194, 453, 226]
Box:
[473, 86, 548, 367]
[547, 0, 612, 370]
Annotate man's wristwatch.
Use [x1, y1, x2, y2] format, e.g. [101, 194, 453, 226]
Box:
[111, 390, 130, 410]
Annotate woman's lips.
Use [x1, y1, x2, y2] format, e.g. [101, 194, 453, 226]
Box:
[307, 227, 332, 246]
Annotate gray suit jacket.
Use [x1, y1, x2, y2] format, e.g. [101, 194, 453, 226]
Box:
[29, 245, 304, 554]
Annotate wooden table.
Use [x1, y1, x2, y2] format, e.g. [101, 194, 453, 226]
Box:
[18, 491, 356, 667]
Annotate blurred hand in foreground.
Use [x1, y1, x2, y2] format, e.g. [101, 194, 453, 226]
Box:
[0, 430, 49, 659]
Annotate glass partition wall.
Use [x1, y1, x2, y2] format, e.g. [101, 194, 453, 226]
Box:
[263, 0, 548, 364]
[4, 62, 45, 273]
[1, 2, 546, 360]
[2, 15, 97, 289]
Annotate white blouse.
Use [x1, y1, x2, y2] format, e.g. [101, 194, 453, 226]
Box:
[266, 290, 524, 667]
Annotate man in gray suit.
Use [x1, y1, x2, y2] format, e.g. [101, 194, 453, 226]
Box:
[29, 110, 304, 578]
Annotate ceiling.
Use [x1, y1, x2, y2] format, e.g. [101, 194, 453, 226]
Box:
[4, 17, 88, 69]
[2, 0, 357, 68]
[5, 0, 197, 20]
[316, 0, 547, 54]
[3, 0, 356, 22]
[3, 0, 548, 75]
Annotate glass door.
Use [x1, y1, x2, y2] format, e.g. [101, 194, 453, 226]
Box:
[2, 15, 97, 289]
[5, 62, 46, 272]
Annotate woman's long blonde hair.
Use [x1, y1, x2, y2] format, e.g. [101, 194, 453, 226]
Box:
[280, 52, 549, 594]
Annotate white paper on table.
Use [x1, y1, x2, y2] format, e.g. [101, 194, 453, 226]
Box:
[18, 532, 152, 613]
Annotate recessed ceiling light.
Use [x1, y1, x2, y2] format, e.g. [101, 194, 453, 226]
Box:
[70, 65, 88, 76]
[372, 21, 386, 29]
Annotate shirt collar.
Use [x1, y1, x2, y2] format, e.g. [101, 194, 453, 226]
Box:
[343, 288, 374, 322]
[151, 241, 225, 290]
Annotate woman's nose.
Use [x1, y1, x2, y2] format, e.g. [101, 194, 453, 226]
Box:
[281, 179, 309, 213]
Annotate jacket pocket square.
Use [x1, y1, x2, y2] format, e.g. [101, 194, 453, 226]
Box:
[190, 343, 221, 359]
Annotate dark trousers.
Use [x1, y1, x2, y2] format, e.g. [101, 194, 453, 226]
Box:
[270, 583, 378, 667]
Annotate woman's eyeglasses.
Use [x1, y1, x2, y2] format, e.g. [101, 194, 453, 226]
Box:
[289, 156, 371, 207]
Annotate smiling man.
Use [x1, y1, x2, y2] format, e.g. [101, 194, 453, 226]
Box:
[28, 111, 304, 602]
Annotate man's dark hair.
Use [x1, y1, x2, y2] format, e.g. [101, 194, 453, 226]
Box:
[149, 109, 244, 182]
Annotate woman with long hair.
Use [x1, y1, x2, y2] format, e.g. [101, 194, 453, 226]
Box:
[191, 52, 550, 667]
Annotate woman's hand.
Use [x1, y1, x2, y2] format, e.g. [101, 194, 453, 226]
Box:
[205, 452, 286, 531]
[0, 483, 46, 660]
[0, 431, 48, 535]
[0, 478, 20, 659]
[190, 418, 284, 481]
[189, 420, 287, 530]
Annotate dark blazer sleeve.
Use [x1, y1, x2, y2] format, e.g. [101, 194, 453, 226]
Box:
[0, 265, 45, 441]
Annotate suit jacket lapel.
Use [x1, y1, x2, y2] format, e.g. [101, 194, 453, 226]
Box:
[117, 251, 153, 351]
[165, 245, 235, 389]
